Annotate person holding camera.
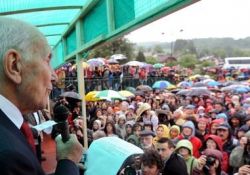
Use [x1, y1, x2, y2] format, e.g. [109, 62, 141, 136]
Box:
[230, 131, 250, 173]
[192, 148, 227, 175]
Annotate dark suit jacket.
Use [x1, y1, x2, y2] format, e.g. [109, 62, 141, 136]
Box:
[0, 109, 79, 175]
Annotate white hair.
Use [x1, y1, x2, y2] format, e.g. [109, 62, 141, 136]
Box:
[0, 17, 46, 77]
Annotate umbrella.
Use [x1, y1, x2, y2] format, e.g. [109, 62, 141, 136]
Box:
[82, 62, 89, 68]
[153, 63, 164, 69]
[85, 137, 143, 175]
[177, 81, 192, 88]
[110, 54, 127, 60]
[192, 82, 206, 87]
[96, 90, 125, 101]
[136, 85, 152, 91]
[134, 90, 144, 96]
[176, 89, 191, 96]
[87, 58, 105, 67]
[187, 87, 211, 96]
[107, 59, 119, 64]
[85, 91, 99, 101]
[233, 87, 249, 94]
[125, 87, 136, 93]
[125, 61, 146, 67]
[60, 91, 82, 100]
[119, 90, 135, 98]
[221, 85, 250, 92]
[152, 80, 171, 89]
[207, 81, 221, 87]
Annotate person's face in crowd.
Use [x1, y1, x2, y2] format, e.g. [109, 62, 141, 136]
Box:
[93, 122, 100, 130]
[178, 147, 190, 160]
[140, 135, 153, 149]
[96, 110, 102, 117]
[118, 118, 126, 126]
[182, 127, 192, 137]
[107, 115, 114, 122]
[18, 39, 53, 112]
[246, 120, 250, 127]
[101, 103, 107, 110]
[185, 108, 194, 115]
[107, 106, 113, 114]
[237, 131, 246, 139]
[144, 125, 152, 131]
[125, 125, 133, 134]
[170, 128, 179, 139]
[141, 163, 159, 175]
[198, 121, 207, 132]
[206, 139, 217, 149]
[106, 123, 114, 134]
[173, 111, 181, 119]
[230, 118, 240, 127]
[217, 128, 229, 141]
[134, 126, 142, 137]
[156, 143, 174, 161]
[156, 126, 164, 138]
[126, 112, 134, 121]
[214, 104, 223, 112]
[211, 123, 220, 134]
[98, 115, 106, 127]
[121, 102, 128, 112]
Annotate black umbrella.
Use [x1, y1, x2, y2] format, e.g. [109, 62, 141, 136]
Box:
[60, 91, 82, 101]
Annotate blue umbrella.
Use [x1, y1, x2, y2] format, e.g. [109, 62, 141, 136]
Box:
[152, 80, 171, 89]
[233, 87, 249, 94]
[177, 81, 192, 88]
[207, 81, 221, 87]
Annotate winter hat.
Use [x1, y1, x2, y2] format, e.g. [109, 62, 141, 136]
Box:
[238, 124, 250, 132]
[118, 114, 126, 121]
[169, 125, 180, 135]
[203, 148, 223, 162]
[205, 134, 223, 151]
[182, 121, 195, 137]
[217, 122, 231, 130]
[125, 120, 135, 127]
[175, 139, 193, 155]
[94, 120, 102, 128]
[216, 113, 228, 121]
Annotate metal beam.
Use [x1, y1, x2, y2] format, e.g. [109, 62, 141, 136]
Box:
[0, 6, 82, 15]
[36, 23, 69, 27]
[45, 34, 61, 37]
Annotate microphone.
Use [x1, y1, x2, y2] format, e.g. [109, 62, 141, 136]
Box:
[53, 104, 70, 143]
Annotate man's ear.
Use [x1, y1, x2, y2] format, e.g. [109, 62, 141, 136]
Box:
[3, 49, 23, 84]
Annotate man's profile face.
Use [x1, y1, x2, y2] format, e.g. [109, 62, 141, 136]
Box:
[156, 143, 173, 161]
[18, 39, 53, 112]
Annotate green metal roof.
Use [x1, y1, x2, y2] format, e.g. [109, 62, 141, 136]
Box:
[0, 0, 199, 68]
[0, 0, 87, 47]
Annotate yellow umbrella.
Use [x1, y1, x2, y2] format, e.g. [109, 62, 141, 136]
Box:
[188, 74, 201, 80]
[119, 90, 135, 98]
[85, 91, 99, 101]
[82, 62, 89, 68]
[167, 84, 176, 90]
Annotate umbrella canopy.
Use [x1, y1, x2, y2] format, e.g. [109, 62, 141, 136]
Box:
[176, 89, 191, 96]
[60, 91, 82, 101]
[119, 90, 135, 98]
[87, 58, 105, 67]
[177, 81, 192, 88]
[82, 62, 89, 68]
[85, 137, 143, 175]
[125, 61, 146, 67]
[233, 87, 250, 94]
[152, 80, 171, 89]
[107, 59, 119, 64]
[110, 54, 127, 60]
[153, 63, 164, 69]
[136, 85, 152, 91]
[221, 84, 250, 92]
[134, 90, 145, 96]
[96, 90, 125, 101]
[125, 87, 136, 93]
[85, 91, 99, 102]
[192, 82, 207, 87]
[187, 87, 211, 96]
[207, 81, 221, 87]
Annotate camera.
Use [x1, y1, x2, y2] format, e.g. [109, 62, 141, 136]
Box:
[203, 156, 216, 173]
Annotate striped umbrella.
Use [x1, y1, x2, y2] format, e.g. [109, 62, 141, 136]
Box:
[96, 90, 126, 101]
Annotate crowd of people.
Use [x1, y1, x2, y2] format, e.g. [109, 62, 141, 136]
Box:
[56, 72, 250, 175]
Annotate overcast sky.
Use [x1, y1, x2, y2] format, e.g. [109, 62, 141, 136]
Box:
[125, 0, 250, 43]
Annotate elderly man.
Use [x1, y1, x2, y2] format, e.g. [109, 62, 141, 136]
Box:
[0, 17, 83, 175]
